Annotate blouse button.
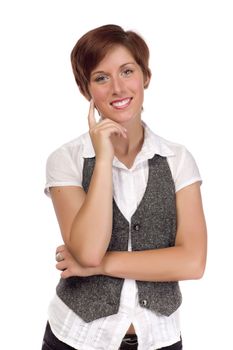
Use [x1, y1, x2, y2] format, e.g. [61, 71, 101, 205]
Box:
[141, 299, 148, 306]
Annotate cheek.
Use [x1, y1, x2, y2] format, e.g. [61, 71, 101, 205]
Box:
[130, 77, 144, 93]
[90, 91, 109, 117]
[133, 81, 145, 101]
[90, 89, 107, 107]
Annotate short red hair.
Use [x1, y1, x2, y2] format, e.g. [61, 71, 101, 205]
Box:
[71, 24, 151, 99]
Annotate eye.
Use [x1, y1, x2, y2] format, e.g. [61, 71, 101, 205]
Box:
[122, 68, 134, 77]
[94, 74, 109, 83]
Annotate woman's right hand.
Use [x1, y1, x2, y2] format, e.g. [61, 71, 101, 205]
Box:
[88, 100, 127, 162]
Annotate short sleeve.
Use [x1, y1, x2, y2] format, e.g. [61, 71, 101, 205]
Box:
[173, 147, 202, 192]
[44, 146, 83, 197]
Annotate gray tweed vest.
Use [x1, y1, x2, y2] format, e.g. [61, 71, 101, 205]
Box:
[56, 154, 182, 323]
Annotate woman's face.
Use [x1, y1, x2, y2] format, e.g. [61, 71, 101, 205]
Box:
[88, 45, 149, 125]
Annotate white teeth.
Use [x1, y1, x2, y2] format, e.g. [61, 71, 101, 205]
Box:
[112, 98, 130, 107]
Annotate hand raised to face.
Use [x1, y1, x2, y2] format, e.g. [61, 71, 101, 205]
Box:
[87, 100, 127, 162]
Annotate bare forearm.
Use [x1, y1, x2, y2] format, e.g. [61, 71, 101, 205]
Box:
[102, 247, 206, 281]
[69, 160, 113, 266]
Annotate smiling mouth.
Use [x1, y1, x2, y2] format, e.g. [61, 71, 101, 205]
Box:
[110, 97, 132, 109]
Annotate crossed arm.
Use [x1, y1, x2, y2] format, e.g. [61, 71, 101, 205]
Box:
[50, 178, 207, 282]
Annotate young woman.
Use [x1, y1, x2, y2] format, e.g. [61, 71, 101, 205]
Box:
[42, 24, 207, 350]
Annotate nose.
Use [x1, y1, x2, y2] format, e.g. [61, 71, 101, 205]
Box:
[111, 76, 125, 95]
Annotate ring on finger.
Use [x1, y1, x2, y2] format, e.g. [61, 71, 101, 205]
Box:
[56, 252, 64, 262]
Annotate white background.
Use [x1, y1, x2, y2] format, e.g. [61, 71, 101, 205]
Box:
[0, 0, 233, 349]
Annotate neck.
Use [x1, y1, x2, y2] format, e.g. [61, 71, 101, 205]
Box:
[111, 119, 144, 157]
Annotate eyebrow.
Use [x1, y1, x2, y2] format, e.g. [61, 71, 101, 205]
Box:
[91, 62, 136, 77]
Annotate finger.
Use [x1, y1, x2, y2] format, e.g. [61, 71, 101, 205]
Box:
[87, 99, 96, 129]
[61, 269, 73, 279]
[98, 118, 128, 134]
[94, 123, 127, 138]
[56, 244, 66, 254]
[56, 260, 67, 271]
[55, 252, 65, 262]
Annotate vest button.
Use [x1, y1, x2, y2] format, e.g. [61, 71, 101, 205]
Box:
[141, 299, 148, 306]
[133, 224, 140, 231]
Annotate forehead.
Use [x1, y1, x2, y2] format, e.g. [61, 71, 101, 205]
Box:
[92, 45, 137, 72]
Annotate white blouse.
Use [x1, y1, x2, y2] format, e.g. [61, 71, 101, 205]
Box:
[45, 121, 202, 350]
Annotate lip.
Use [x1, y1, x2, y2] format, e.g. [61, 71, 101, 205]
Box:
[110, 97, 132, 109]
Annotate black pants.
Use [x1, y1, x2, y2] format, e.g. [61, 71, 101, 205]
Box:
[42, 322, 183, 350]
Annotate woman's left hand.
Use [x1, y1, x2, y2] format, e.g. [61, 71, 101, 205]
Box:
[55, 245, 103, 278]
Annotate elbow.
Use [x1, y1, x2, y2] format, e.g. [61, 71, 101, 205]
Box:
[189, 257, 206, 280]
[195, 261, 206, 279]
[67, 239, 103, 268]
[191, 266, 205, 280]
[73, 248, 103, 268]
[78, 254, 102, 268]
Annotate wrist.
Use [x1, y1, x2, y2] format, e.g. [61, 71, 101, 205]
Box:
[95, 157, 113, 167]
[91, 262, 105, 276]
[99, 252, 111, 276]
[92, 253, 110, 276]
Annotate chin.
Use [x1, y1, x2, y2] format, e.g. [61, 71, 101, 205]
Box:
[111, 115, 135, 125]
[119, 111, 141, 123]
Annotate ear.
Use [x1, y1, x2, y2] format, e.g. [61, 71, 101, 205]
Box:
[144, 74, 151, 89]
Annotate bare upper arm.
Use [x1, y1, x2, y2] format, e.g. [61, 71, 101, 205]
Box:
[175, 181, 207, 267]
[50, 186, 86, 244]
